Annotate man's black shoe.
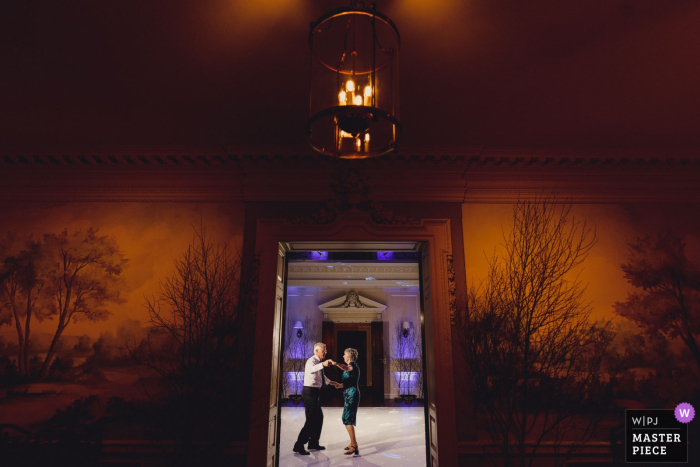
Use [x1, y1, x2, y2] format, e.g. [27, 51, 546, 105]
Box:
[308, 444, 326, 450]
[293, 444, 310, 455]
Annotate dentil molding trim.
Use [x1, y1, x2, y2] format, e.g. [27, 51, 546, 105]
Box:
[2, 148, 700, 203]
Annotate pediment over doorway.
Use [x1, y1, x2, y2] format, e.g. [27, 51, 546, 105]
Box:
[318, 291, 387, 323]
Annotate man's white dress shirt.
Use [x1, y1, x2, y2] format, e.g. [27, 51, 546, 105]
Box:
[303, 355, 331, 388]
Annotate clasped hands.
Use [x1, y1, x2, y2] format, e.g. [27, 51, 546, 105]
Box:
[322, 359, 343, 389]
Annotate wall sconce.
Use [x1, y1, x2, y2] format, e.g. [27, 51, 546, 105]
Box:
[293, 320, 304, 338]
[402, 321, 413, 338]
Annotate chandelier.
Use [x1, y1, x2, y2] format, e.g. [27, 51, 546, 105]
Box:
[306, 2, 401, 159]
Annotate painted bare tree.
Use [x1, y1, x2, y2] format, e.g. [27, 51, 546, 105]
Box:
[136, 224, 257, 462]
[0, 233, 52, 377]
[614, 232, 700, 373]
[454, 196, 616, 467]
[0, 233, 30, 376]
[40, 228, 127, 377]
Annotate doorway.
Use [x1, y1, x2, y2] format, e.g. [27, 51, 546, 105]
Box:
[322, 321, 387, 402]
[336, 328, 368, 387]
[277, 248, 428, 466]
[247, 215, 458, 467]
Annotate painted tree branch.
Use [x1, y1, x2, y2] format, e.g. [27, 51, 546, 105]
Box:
[614, 232, 700, 374]
[454, 195, 615, 467]
[40, 228, 127, 377]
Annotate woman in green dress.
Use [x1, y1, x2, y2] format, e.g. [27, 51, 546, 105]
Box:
[331, 347, 360, 456]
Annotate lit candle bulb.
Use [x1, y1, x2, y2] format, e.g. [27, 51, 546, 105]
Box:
[364, 133, 370, 150]
[346, 80, 355, 92]
[356, 137, 362, 150]
[354, 95, 363, 106]
[338, 90, 347, 105]
[363, 85, 371, 106]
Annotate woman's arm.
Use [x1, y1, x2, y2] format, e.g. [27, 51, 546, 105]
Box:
[334, 362, 352, 372]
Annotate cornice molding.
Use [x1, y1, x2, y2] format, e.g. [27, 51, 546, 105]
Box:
[2, 152, 700, 167]
[288, 263, 419, 278]
[2, 147, 700, 203]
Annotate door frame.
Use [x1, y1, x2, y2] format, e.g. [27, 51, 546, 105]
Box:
[246, 211, 457, 467]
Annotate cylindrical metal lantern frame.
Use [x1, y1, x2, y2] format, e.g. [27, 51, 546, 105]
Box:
[307, 4, 401, 159]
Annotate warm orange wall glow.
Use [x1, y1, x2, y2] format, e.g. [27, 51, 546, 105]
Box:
[0, 202, 245, 341]
[462, 203, 700, 323]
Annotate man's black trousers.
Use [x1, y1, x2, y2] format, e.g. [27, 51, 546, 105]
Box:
[296, 386, 323, 446]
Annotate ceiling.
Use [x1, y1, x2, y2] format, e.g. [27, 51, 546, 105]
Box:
[2, 0, 699, 152]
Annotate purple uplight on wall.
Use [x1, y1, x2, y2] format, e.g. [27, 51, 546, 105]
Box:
[285, 372, 305, 397]
[377, 251, 395, 260]
[390, 371, 420, 382]
[310, 251, 328, 260]
[286, 371, 304, 382]
[396, 345, 420, 360]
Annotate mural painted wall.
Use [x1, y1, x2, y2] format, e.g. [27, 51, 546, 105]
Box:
[0, 202, 246, 452]
[460, 201, 700, 463]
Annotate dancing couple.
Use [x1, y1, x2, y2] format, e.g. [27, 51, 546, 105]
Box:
[293, 342, 361, 456]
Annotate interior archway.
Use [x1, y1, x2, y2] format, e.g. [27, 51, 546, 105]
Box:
[246, 212, 458, 466]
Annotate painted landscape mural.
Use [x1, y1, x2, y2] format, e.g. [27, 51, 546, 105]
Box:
[2, 197, 699, 466]
[0, 202, 249, 465]
[460, 199, 700, 466]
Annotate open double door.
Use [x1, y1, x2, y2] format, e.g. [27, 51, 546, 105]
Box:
[249, 215, 457, 467]
[321, 321, 385, 403]
[263, 241, 439, 466]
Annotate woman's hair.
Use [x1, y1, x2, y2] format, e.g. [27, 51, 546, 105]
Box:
[344, 348, 359, 362]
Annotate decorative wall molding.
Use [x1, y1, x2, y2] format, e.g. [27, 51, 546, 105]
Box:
[287, 167, 420, 225]
[318, 291, 388, 323]
[287, 261, 420, 288]
[2, 148, 700, 167]
[249, 212, 458, 466]
[446, 255, 457, 325]
[288, 263, 419, 277]
[2, 148, 700, 203]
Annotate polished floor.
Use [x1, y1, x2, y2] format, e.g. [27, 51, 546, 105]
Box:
[279, 406, 427, 466]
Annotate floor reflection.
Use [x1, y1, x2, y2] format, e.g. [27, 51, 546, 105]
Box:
[279, 406, 427, 466]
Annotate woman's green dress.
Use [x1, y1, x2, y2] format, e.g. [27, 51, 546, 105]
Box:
[342, 361, 360, 426]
